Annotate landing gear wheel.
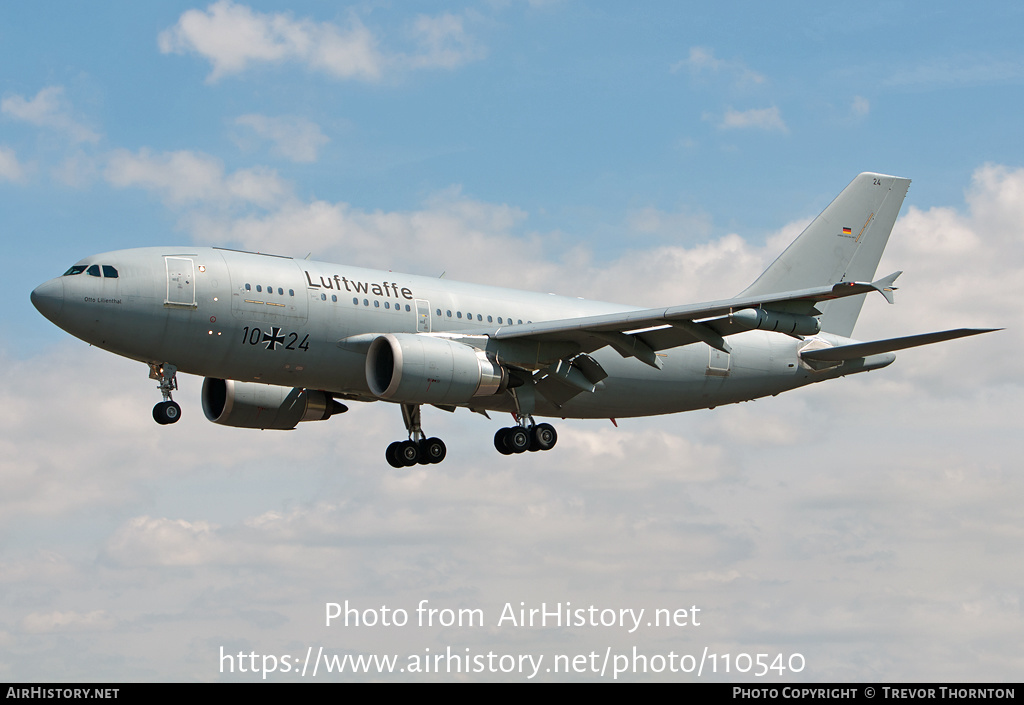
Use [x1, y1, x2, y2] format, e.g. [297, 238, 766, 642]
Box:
[385, 441, 405, 468]
[494, 428, 514, 455]
[153, 400, 181, 425]
[529, 423, 557, 452]
[419, 437, 447, 465]
[398, 440, 420, 467]
[506, 427, 530, 454]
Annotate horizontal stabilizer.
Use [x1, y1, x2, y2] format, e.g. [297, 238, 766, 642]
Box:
[800, 328, 1001, 362]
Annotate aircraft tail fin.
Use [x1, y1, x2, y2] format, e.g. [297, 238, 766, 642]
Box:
[739, 173, 911, 337]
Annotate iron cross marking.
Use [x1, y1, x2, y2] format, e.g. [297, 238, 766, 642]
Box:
[262, 326, 286, 350]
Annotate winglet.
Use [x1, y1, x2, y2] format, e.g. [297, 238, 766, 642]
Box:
[871, 270, 902, 304]
[829, 270, 902, 305]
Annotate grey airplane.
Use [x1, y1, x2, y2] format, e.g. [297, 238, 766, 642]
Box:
[31, 173, 995, 467]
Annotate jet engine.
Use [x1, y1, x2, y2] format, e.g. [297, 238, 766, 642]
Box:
[366, 333, 509, 404]
[201, 378, 346, 430]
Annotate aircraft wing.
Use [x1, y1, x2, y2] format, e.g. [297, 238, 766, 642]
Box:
[798, 328, 1001, 362]
[479, 272, 903, 368]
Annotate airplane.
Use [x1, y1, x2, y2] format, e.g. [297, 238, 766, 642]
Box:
[31, 172, 997, 467]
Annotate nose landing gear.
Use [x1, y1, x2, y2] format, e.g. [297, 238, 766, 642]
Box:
[149, 363, 181, 425]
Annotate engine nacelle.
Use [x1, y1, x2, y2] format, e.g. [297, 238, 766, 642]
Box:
[201, 378, 343, 430]
[366, 333, 508, 404]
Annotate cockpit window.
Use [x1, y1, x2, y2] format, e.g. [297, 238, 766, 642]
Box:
[102, 265, 118, 278]
[87, 264, 101, 277]
[63, 265, 87, 276]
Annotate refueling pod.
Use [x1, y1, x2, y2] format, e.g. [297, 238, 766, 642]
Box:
[729, 308, 821, 336]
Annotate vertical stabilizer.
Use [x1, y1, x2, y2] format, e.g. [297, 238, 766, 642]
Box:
[739, 173, 911, 337]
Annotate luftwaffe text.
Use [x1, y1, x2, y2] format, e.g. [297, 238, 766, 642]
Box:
[305, 271, 413, 300]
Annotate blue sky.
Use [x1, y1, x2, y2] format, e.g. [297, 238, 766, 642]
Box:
[3, 1, 1023, 682]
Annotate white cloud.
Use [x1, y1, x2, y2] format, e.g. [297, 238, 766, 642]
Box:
[406, 12, 485, 70]
[672, 46, 765, 87]
[718, 106, 788, 132]
[104, 148, 291, 208]
[234, 114, 329, 163]
[158, 1, 483, 83]
[104, 516, 224, 567]
[1, 86, 100, 144]
[188, 185, 553, 287]
[0, 145, 26, 182]
[21, 610, 114, 634]
[158, 1, 383, 82]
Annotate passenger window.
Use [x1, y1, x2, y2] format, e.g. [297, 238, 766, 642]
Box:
[436, 309, 441, 316]
[331, 295, 337, 302]
[363, 299, 369, 306]
[256, 285, 262, 293]
[446, 310, 452, 317]
[353, 298, 359, 305]
[63, 265, 86, 276]
[405, 305, 411, 312]
[487, 315, 493, 323]
[321, 293, 326, 301]
[87, 265, 101, 277]
[457, 312, 463, 319]
[278, 288, 283, 295]
[289, 289, 294, 296]
[374, 300, 380, 308]
[245, 283, 251, 291]
[384, 302, 390, 309]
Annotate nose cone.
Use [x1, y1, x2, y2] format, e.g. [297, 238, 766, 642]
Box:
[31, 278, 65, 324]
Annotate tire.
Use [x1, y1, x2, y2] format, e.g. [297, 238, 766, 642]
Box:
[420, 437, 447, 465]
[163, 401, 181, 424]
[399, 440, 420, 467]
[494, 427, 513, 455]
[506, 427, 530, 454]
[530, 423, 557, 451]
[385, 441, 405, 468]
[153, 402, 168, 425]
[154, 401, 182, 425]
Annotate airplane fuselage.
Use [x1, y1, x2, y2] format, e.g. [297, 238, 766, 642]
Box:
[32, 246, 877, 422]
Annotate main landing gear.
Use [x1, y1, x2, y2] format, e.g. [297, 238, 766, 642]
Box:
[381, 404, 558, 467]
[494, 421, 558, 455]
[385, 403, 447, 468]
[149, 362, 181, 425]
